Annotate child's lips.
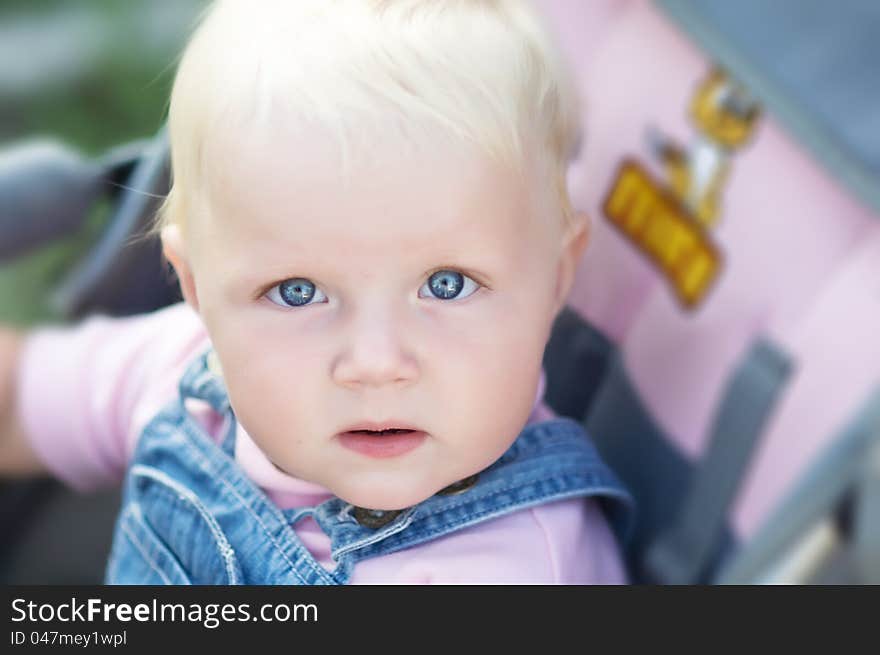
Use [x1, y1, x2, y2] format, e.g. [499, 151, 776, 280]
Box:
[338, 420, 423, 433]
[337, 429, 428, 458]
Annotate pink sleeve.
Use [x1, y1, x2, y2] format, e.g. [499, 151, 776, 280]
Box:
[16, 303, 206, 492]
[349, 497, 627, 584]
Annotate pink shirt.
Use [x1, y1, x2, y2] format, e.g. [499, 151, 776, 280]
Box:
[18, 302, 626, 584]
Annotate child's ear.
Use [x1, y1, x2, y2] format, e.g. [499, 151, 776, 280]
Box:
[552, 211, 590, 314]
[161, 223, 200, 312]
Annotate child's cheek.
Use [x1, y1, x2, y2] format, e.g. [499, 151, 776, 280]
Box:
[421, 293, 545, 386]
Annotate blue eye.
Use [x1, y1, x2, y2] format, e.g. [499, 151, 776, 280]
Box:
[266, 278, 327, 307]
[418, 270, 480, 301]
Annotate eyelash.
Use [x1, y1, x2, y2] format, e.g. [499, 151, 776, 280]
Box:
[262, 269, 484, 309]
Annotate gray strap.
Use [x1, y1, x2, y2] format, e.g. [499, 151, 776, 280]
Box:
[854, 437, 880, 584]
[643, 338, 793, 584]
[719, 385, 880, 584]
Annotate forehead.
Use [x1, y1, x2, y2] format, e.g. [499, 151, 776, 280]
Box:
[195, 117, 553, 264]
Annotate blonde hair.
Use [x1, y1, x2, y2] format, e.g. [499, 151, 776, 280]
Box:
[157, 0, 581, 233]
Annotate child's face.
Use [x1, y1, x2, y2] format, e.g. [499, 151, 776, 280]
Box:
[166, 118, 584, 510]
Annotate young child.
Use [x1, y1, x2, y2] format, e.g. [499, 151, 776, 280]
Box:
[0, 0, 632, 584]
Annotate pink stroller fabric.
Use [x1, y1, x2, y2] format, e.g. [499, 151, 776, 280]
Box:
[538, 0, 880, 582]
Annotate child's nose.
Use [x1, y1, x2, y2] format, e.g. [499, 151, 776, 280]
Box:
[330, 308, 418, 390]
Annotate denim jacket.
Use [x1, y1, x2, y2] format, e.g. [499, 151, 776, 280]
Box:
[106, 349, 633, 584]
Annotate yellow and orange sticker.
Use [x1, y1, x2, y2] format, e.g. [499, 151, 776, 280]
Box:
[603, 160, 721, 308]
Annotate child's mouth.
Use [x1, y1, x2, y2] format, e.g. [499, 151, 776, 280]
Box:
[348, 428, 415, 436]
[338, 428, 427, 458]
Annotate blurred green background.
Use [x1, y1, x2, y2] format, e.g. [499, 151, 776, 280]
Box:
[0, 0, 206, 325]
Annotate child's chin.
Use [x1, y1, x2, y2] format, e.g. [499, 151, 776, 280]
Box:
[335, 484, 437, 512]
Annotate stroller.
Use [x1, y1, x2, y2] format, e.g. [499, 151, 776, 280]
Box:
[539, 0, 880, 583]
[0, 131, 180, 583]
[1, 0, 878, 584]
